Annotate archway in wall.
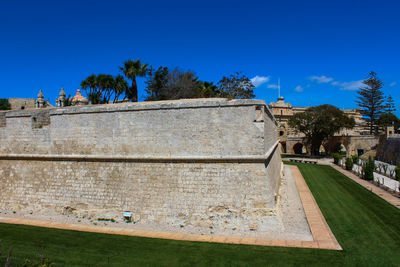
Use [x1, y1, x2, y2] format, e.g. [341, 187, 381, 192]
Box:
[293, 143, 303, 154]
[278, 125, 286, 137]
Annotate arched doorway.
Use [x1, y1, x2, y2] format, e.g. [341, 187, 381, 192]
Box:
[293, 143, 303, 154]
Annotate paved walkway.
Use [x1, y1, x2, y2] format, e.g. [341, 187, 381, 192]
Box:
[331, 165, 400, 209]
[0, 165, 342, 250]
[290, 165, 342, 250]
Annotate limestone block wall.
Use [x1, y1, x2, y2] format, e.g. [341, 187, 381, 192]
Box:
[0, 112, 5, 128]
[376, 136, 400, 165]
[0, 98, 281, 230]
[8, 98, 36, 110]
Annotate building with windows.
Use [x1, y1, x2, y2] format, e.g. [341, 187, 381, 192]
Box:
[269, 97, 377, 156]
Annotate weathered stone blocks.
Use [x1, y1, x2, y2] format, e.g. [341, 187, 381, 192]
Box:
[0, 98, 282, 231]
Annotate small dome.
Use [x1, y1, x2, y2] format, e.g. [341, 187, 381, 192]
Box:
[71, 89, 88, 105]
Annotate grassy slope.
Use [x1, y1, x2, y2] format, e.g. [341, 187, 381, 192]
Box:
[0, 163, 399, 266]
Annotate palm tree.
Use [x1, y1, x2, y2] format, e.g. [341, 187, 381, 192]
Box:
[97, 74, 116, 103]
[113, 75, 128, 103]
[119, 59, 149, 102]
[81, 74, 97, 96]
[81, 74, 101, 104]
[197, 81, 219, 98]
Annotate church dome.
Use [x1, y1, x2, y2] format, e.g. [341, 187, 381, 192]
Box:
[71, 89, 88, 105]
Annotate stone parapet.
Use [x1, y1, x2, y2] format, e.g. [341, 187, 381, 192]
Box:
[0, 98, 277, 158]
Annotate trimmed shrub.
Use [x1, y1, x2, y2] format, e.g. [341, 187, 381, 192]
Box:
[345, 158, 354, 171]
[363, 157, 375, 181]
[395, 165, 400, 181]
[332, 153, 342, 165]
[352, 155, 359, 164]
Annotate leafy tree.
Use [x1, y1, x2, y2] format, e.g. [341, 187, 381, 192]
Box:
[120, 59, 149, 102]
[0, 98, 11, 110]
[197, 81, 219, 98]
[356, 71, 386, 135]
[81, 74, 128, 104]
[97, 74, 116, 103]
[145, 66, 169, 101]
[81, 74, 101, 104]
[80, 74, 97, 96]
[377, 113, 400, 130]
[289, 104, 355, 156]
[217, 72, 255, 99]
[163, 68, 202, 99]
[145, 67, 209, 101]
[385, 95, 396, 114]
[113, 75, 128, 102]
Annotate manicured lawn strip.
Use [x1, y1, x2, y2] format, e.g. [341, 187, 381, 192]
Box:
[0, 222, 340, 266]
[289, 162, 400, 265]
[0, 163, 399, 266]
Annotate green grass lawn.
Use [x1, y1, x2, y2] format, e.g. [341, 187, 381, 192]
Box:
[1, 163, 399, 266]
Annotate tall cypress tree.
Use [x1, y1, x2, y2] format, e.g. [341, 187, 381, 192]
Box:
[356, 71, 385, 135]
[385, 95, 396, 114]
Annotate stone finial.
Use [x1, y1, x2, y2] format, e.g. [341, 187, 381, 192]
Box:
[56, 88, 67, 107]
[36, 89, 45, 108]
[37, 89, 44, 99]
[59, 88, 66, 97]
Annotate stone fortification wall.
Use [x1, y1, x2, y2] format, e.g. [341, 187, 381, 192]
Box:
[0, 98, 281, 231]
[376, 136, 400, 165]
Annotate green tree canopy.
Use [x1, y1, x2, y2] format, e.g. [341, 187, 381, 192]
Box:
[385, 95, 396, 114]
[356, 71, 386, 134]
[145, 66, 169, 101]
[377, 113, 400, 130]
[81, 74, 128, 104]
[145, 67, 217, 101]
[120, 59, 149, 102]
[289, 104, 355, 156]
[0, 98, 11, 110]
[217, 72, 255, 99]
[161, 68, 202, 99]
[197, 81, 219, 98]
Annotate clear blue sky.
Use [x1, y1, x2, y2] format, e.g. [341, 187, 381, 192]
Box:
[1, 0, 399, 115]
